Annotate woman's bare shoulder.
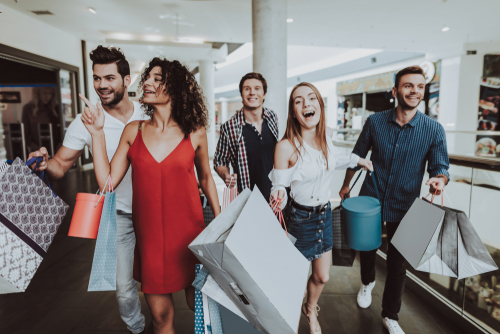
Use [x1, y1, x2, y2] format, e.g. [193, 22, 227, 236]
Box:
[123, 121, 141, 143]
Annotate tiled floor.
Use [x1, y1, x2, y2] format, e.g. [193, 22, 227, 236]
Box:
[0, 169, 463, 334]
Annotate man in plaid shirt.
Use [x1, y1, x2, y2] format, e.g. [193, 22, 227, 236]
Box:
[214, 72, 279, 200]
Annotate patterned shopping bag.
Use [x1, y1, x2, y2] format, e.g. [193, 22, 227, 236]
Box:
[195, 264, 206, 334]
[88, 178, 117, 291]
[221, 177, 238, 211]
[194, 264, 225, 334]
[0, 157, 69, 293]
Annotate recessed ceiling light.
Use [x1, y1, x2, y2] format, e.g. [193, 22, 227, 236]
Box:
[88, 7, 97, 14]
[286, 18, 293, 23]
[442, 26, 449, 32]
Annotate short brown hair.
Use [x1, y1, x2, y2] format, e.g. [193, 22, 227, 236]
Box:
[394, 66, 425, 88]
[239, 72, 267, 95]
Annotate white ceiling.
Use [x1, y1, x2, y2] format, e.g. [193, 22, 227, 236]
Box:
[2, 0, 500, 91]
[3, 0, 499, 51]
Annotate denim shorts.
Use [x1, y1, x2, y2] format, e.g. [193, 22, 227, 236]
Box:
[284, 201, 333, 262]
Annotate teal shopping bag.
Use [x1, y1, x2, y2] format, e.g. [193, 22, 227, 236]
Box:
[88, 187, 117, 292]
[194, 264, 225, 334]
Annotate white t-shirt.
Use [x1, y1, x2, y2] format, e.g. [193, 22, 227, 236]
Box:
[63, 101, 148, 213]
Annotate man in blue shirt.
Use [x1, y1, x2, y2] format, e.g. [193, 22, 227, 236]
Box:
[339, 66, 449, 334]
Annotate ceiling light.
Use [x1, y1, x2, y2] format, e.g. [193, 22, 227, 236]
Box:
[442, 26, 449, 32]
[175, 37, 205, 44]
[88, 7, 97, 14]
[286, 18, 293, 23]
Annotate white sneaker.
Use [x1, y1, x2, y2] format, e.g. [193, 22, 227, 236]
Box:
[357, 281, 375, 308]
[383, 318, 405, 334]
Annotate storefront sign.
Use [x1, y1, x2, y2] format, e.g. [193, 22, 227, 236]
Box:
[336, 71, 397, 96]
[0, 91, 21, 103]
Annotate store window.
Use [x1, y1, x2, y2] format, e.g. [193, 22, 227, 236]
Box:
[0, 52, 80, 162]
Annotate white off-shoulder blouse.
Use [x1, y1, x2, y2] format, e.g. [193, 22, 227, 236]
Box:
[269, 134, 359, 208]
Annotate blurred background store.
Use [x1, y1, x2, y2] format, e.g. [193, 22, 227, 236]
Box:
[1, 1, 500, 333]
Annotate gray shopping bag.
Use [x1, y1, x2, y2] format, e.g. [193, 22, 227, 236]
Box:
[189, 187, 309, 334]
[391, 197, 498, 279]
[88, 191, 117, 291]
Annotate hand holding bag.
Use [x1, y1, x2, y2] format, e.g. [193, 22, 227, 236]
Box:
[221, 176, 238, 211]
[0, 157, 69, 293]
[392, 189, 498, 279]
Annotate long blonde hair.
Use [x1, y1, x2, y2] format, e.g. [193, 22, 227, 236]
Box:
[30, 87, 58, 117]
[283, 82, 329, 169]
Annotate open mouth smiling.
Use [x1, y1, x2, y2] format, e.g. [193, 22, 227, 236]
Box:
[303, 110, 315, 119]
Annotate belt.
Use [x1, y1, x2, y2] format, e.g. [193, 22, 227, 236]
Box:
[290, 198, 328, 214]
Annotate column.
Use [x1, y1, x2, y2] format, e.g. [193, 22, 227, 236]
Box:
[252, 0, 287, 137]
[220, 98, 229, 124]
[199, 60, 216, 158]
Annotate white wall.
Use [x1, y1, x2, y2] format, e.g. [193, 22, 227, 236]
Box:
[0, 4, 85, 95]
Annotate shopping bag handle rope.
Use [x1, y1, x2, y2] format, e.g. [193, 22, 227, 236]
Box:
[269, 198, 289, 238]
[424, 187, 445, 207]
[343, 169, 380, 204]
[227, 175, 236, 189]
[95, 175, 113, 207]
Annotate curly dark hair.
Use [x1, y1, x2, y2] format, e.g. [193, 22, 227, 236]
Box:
[139, 58, 209, 136]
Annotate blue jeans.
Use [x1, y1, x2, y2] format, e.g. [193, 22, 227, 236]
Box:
[284, 201, 333, 261]
[116, 211, 145, 334]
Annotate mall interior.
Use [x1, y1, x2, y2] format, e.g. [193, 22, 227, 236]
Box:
[1, 0, 500, 333]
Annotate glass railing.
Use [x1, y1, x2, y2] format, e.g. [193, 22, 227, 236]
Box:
[330, 130, 500, 334]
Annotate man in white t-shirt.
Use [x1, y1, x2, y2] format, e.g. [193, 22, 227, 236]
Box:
[29, 46, 147, 334]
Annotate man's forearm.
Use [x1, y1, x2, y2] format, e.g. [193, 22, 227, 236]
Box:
[342, 169, 357, 188]
[45, 158, 66, 180]
[215, 165, 230, 181]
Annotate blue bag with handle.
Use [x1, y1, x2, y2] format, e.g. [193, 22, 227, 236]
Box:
[194, 264, 224, 334]
[342, 170, 382, 251]
[88, 176, 117, 291]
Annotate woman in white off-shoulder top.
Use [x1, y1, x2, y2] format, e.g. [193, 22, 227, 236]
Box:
[269, 82, 372, 334]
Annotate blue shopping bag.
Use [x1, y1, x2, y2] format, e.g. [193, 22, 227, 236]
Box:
[194, 264, 224, 334]
[88, 178, 116, 291]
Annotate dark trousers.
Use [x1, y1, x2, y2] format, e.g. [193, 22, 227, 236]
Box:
[360, 222, 406, 321]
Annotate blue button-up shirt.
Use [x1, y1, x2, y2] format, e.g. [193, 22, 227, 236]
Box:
[351, 109, 450, 223]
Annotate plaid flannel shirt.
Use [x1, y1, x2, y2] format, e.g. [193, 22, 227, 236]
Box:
[214, 107, 279, 192]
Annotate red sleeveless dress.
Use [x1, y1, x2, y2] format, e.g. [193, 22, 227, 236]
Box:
[127, 122, 205, 294]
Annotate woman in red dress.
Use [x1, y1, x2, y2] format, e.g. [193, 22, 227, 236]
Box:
[81, 58, 220, 333]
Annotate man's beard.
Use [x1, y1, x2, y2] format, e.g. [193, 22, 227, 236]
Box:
[397, 91, 421, 110]
[100, 86, 126, 106]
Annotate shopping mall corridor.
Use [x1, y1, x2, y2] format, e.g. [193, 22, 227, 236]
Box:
[0, 169, 464, 334]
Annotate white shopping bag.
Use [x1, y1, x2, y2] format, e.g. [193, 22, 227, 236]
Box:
[392, 196, 498, 279]
[189, 187, 309, 334]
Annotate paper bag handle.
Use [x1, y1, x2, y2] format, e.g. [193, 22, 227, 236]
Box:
[95, 175, 113, 207]
[424, 187, 445, 207]
[269, 198, 289, 238]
